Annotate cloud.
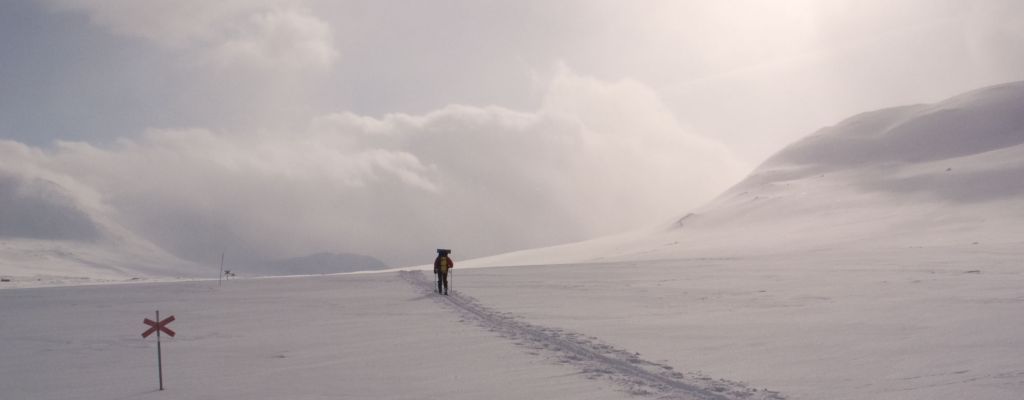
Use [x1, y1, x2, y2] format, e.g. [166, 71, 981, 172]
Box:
[0, 171, 100, 241]
[43, 0, 337, 71]
[211, 7, 338, 71]
[966, 1, 1024, 75]
[0, 68, 745, 267]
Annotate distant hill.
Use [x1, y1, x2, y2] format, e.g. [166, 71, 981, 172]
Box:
[247, 252, 388, 276]
[466, 81, 1024, 266]
[0, 171, 206, 281]
[0, 170, 386, 281]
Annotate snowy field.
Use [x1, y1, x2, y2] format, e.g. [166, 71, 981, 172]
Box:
[4, 244, 1023, 400]
[2, 272, 630, 400]
[461, 248, 1024, 399]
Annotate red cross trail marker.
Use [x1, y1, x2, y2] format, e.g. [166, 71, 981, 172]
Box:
[142, 311, 175, 390]
[142, 315, 176, 338]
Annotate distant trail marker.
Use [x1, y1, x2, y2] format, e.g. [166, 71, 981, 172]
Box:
[142, 311, 176, 390]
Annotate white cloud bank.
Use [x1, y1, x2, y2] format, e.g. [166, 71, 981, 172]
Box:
[0, 68, 745, 267]
[43, 0, 338, 70]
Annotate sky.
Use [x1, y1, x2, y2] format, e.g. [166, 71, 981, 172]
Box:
[1, 0, 1023, 267]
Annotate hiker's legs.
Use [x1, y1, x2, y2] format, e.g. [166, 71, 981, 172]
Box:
[437, 273, 443, 293]
[440, 272, 449, 292]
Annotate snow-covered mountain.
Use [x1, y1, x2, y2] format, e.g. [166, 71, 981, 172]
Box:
[0, 151, 394, 283]
[0, 168, 387, 284]
[466, 81, 1024, 266]
[0, 170, 204, 282]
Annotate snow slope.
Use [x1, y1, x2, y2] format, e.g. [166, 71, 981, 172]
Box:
[463, 81, 1024, 267]
[0, 169, 206, 284]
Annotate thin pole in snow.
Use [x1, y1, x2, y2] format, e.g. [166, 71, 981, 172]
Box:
[156, 310, 164, 391]
[218, 252, 225, 286]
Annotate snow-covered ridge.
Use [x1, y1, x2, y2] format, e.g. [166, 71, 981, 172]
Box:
[0, 149, 384, 283]
[466, 81, 1024, 267]
[767, 81, 1024, 170]
[0, 169, 205, 283]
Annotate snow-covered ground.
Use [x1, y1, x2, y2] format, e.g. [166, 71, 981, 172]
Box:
[3, 246, 1022, 399]
[0, 270, 774, 400]
[461, 248, 1024, 400]
[1, 273, 625, 400]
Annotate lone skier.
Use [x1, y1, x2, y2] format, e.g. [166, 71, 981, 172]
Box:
[434, 249, 454, 295]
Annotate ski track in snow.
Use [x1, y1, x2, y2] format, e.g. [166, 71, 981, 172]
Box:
[400, 271, 785, 400]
